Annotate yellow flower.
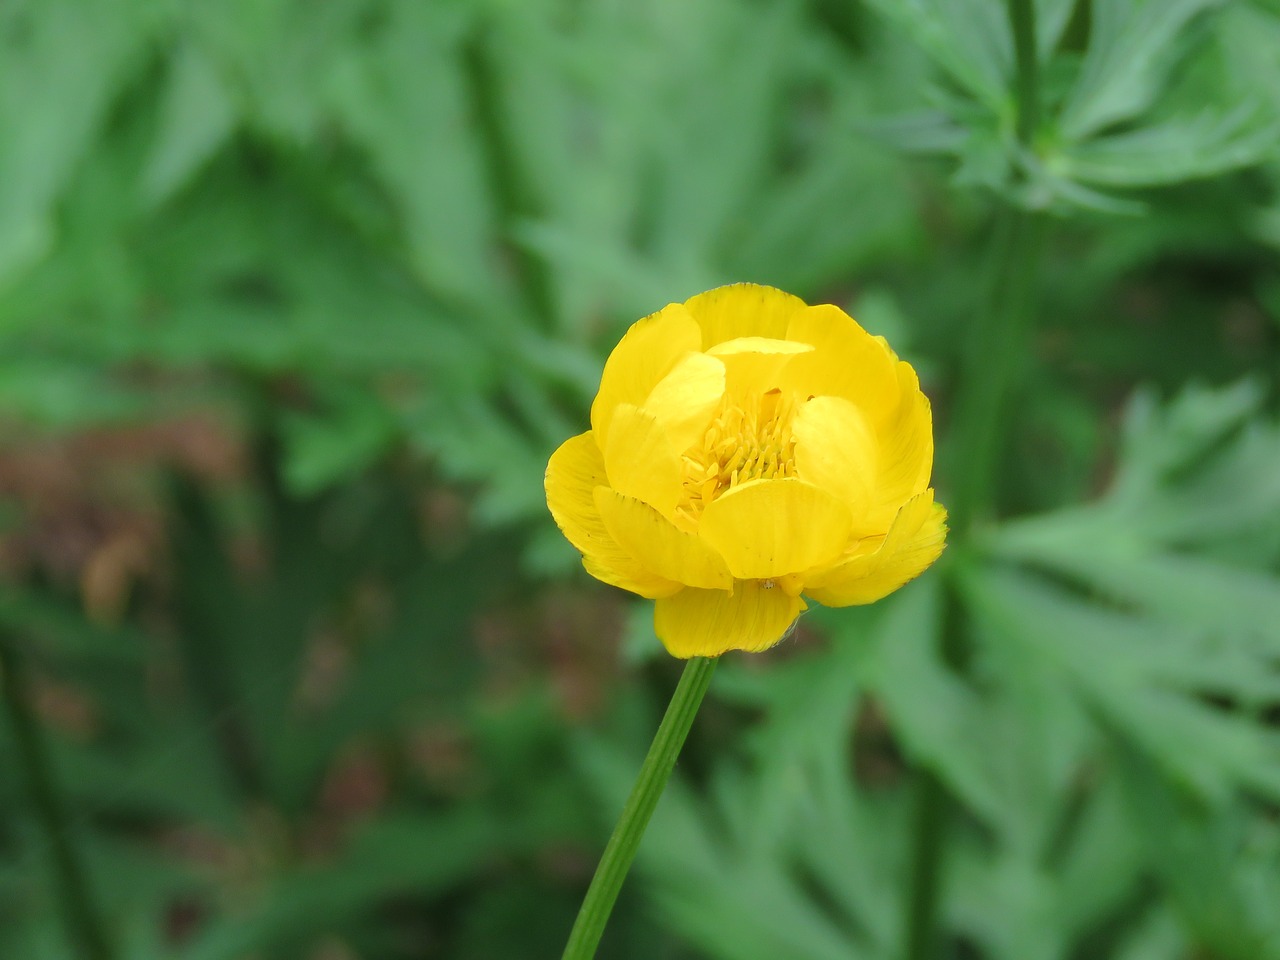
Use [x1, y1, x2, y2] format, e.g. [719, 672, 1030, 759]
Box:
[545, 283, 947, 658]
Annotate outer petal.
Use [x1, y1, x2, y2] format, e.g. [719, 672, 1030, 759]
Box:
[869, 362, 934, 519]
[595, 488, 732, 590]
[591, 303, 702, 444]
[698, 477, 852, 580]
[603, 403, 684, 519]
[655, 582, 806, 658]
[791, 396, 877, 534]
[804, 491, 947, 606]
[683, 283, 807, 349]
[544, 432, 681, 598]
[582, 556, 681, 599]
[781, 304, 899, 417]
[641, 352, 725, 455]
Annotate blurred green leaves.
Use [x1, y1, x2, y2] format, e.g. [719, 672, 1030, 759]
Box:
[867, 0, 1280, 211]
[2, 0, 1280, 958]
[1, 0, 919, 526]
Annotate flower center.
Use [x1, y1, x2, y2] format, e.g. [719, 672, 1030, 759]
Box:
[676, 388, 797, 526]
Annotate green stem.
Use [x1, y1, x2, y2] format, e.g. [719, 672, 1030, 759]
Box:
[562, 656, 718, 960]
[903, 211, 1046, 956]
[904, 211, 1046, 956]
[1008, 0, 1040, 145]
[945, 209, 1047, 535]
[904, 5, 1046, 943]
[0, 637, 114, 960]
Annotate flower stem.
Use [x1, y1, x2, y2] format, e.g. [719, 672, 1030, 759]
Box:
[562, 656, 718, 960]
[945, 209, 1047, 534]
[904, 212, 1047, 959]
[905, 209, 1046, 957]
[905, 5, 1046, 949]
[1008, 0, 1040, 144]
[0, 635, 114, 960]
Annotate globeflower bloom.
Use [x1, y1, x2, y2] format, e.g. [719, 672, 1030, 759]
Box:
[545, 283, 946, 658]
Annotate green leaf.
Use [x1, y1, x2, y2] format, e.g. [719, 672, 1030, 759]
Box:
[839, 583, 1007, 826]
[991, 380, 1280, 558]
[1059, 106, 1278, 187]
[142, 41, 237, 205]
[279, 386, 398, 496]
[1114, 748, 1280, 960]
[1034, 0, 1078, 59]
[862, 0, 1011, 111]
[323, 2, 506, 309]
[1059, 0, 1224, 140]
[962, 566, 1280, 803]
[0, 0, 157, 284]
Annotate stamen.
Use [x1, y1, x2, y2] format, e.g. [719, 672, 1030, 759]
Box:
[678, 389, 799, 519]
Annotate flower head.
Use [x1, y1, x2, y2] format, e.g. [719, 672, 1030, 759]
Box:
[545, 283, 947, 658]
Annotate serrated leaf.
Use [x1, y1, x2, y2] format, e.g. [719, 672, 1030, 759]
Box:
[862, 0, 1011, 110]
[1059, 0, 1224, 140]
[1060, 106, 1278, 187]
[843, 582, 1007, 825]
[963, 566, 1280, 803]
[992, 380, 1280, 556]
[1114, 749, 1280, 960]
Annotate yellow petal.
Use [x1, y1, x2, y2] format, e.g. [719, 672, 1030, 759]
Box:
[706, 336, 813, 397]
[781, 304, 899, 417]
[595, 488, 732, 590]
[707, 337, 812, 358]
[544, 432, 681, 598]
[582, 556, 682, 599]
[654, 581, 806, 657]
[602, 403, 684, 519]
[869, 363, 934, 522]
[641, 352, 725, 455]
[698, 477, 852, 580]
[683, 283, 807, 349]
[591, 303, 702, 444]
[791, 396, 878, 533]
[804, 491, 947, 606]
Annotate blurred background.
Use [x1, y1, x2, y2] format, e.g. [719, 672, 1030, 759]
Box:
[3, 1, 1280, 958]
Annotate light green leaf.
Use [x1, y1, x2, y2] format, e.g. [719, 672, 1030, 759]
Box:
[963, 566, 1280, 802]
[1059, 0, 1224, 139]
[1060, 107, 1278, 187]
[843, 582, 1007, 826]
[1034, 0, 1078, 59]
[143, 41, 238, 205]
[862, 0, 1011, 110]
[0, 0, 157, 284]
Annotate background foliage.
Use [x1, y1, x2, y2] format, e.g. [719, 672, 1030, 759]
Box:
[2, 0, 1280, 958]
